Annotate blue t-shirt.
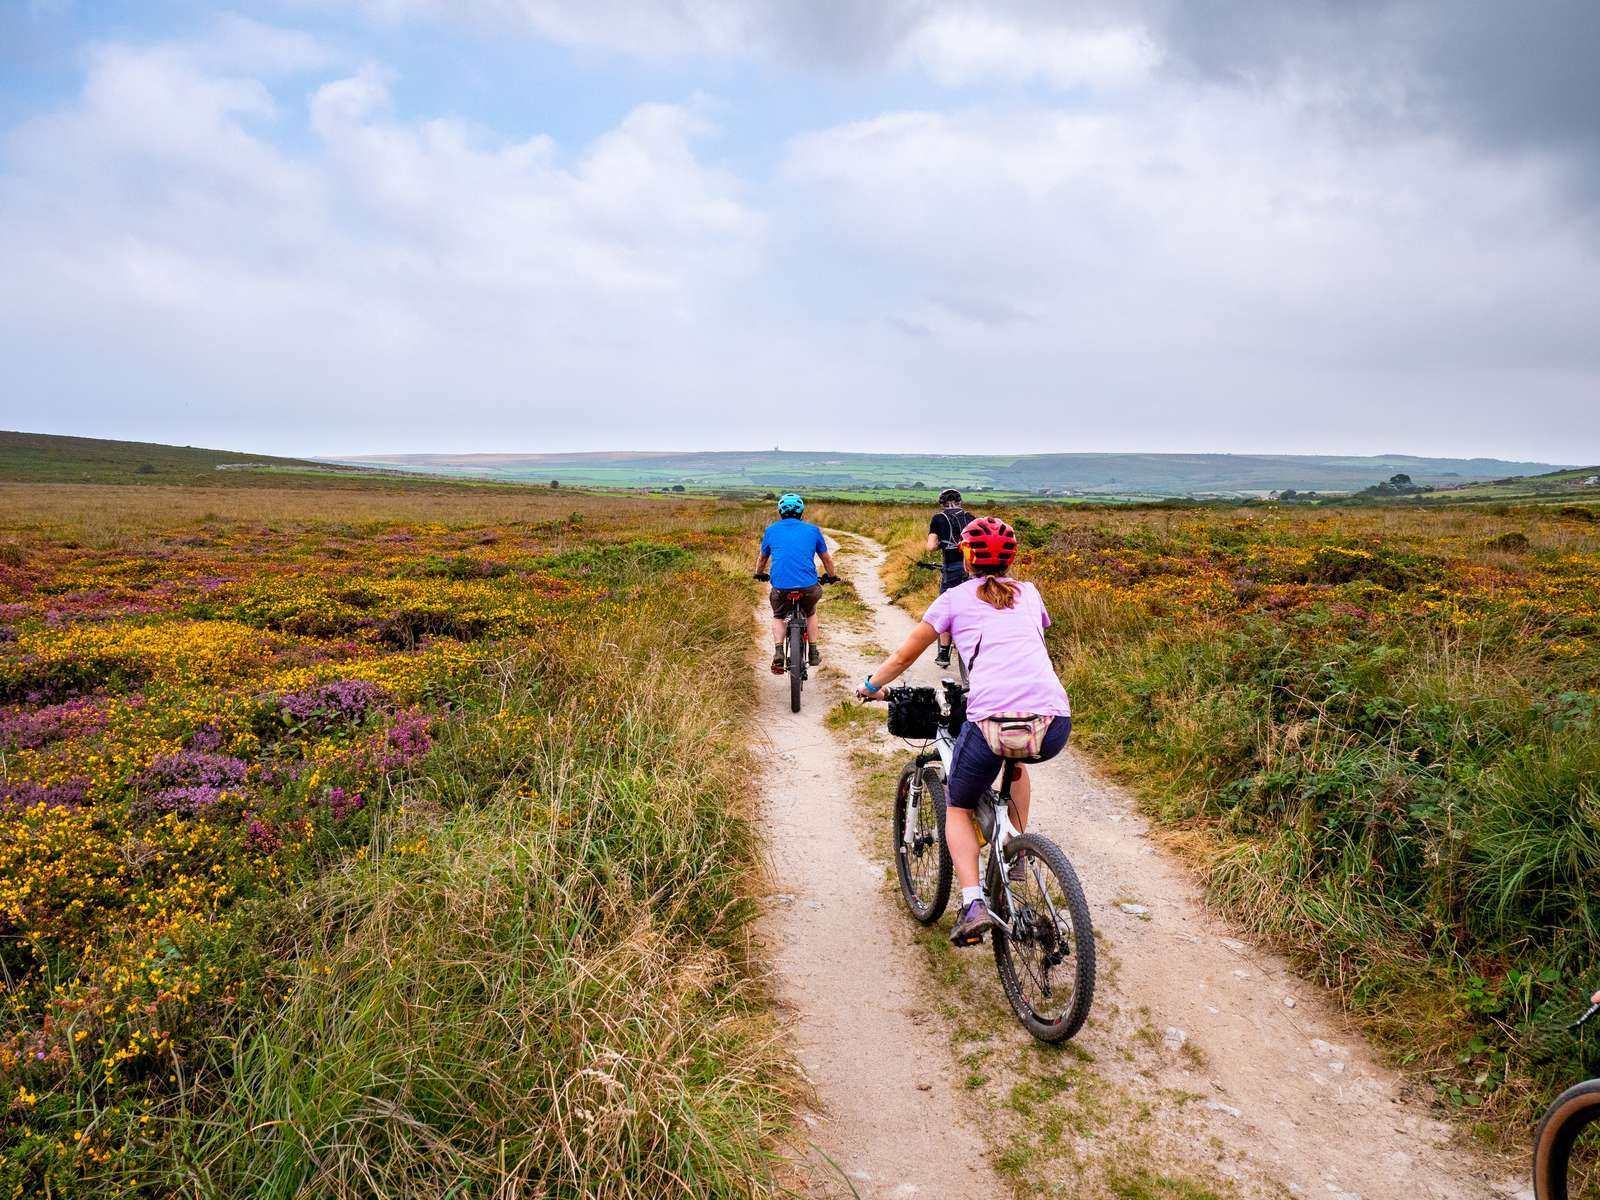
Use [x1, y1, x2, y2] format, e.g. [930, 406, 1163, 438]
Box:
[760, 519, 827, 589]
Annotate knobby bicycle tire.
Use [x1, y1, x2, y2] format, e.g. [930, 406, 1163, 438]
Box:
[990, 832, 1095, 1043]
[894, 760, 951, 924]
[787, 618, 805, 713]
[1534, 1078, 1600, 1200]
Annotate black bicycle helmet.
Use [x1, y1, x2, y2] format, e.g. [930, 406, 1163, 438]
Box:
[938, 488, 962, 504]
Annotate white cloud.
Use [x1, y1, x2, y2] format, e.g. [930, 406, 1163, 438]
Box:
[0, 27, 770, 448]
[897, 11, 1160, 90]
[313, 0, 1162, 90]
[778, 92, 1600, 452]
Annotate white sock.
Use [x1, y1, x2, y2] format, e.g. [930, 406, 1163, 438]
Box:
[961, 886, 983, 906]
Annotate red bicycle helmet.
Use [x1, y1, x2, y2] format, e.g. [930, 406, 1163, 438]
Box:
[961, 517, 1017, 568]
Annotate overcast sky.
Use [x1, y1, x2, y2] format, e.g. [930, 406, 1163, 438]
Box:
[1, 1, 1597, 461]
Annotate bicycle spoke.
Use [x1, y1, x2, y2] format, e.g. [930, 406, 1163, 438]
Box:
[1003, 847, 1079, 1021]
[894, 762, 951, 924]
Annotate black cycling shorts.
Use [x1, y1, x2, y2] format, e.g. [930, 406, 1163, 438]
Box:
[945, 717, 1072, 810]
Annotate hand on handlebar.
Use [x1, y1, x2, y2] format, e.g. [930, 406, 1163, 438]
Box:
[820, 573, 840, 585]
[914, 560, 940, 571]
[752, 572, 770, 581]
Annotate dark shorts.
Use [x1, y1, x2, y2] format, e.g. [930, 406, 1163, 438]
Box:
[944, 716, 1071, 810]
[939, 562, 967, 593]
[769, 583, 823, 619]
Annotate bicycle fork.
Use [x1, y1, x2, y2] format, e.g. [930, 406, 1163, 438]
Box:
[902, 766, 938, 861]
[902, 770, 922, 850]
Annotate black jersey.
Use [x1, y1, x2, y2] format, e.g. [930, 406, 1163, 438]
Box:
[929, 507, 973, 566]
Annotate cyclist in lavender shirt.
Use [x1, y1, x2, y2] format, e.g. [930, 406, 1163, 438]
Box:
[857, 517, 1071, 946]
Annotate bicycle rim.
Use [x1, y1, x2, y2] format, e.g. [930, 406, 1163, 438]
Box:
[1534, 1079, 1600, 1200]
[893, 761, 951, 924]
[788, 620, 804, 713]
[990, 833, 1095, 1043]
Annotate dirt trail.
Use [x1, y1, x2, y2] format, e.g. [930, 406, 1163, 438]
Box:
[753, 536, 1001, 1199]
[757, 534, 1523, 1200]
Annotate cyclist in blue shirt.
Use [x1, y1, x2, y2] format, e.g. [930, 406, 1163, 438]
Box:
[754, 493, 838, 674]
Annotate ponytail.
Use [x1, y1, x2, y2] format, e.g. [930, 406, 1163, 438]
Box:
[975, 576, 1019, 610]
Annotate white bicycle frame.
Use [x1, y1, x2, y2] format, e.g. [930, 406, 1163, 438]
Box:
[903, 701, 1027, 932]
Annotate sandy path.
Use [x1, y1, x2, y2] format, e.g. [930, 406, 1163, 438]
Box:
[752, 536, 1002, 1199]
[758, 533, 1525, 1200]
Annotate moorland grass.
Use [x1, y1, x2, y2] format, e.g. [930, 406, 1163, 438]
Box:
[152, 571, 788, 1199]
[1, 485, 790, 1198]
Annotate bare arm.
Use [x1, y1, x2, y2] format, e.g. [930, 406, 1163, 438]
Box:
[859, 622, 939, 696]
[754, 551, 770, 574]
[926, 532, 941, 554]
[820, 550, 837, 576]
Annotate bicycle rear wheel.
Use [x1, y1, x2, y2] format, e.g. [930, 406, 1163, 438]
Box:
[787, 619, 805, 713]
[893, 761, 951, 923]
[1534, 1079, 1600, 1199]
[990, 833, 1095, 1043]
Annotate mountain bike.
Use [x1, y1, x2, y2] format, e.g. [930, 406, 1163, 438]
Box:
[1533, 992, 1600, 1199]
[884, 681, 1094, 1043]
[756, 573, 838, 712]
[914, 560, 968, 684]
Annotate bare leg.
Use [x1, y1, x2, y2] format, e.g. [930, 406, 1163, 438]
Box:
[770, 618, 785, 643]
[948, 764, 1030, 893]
[945, 807, 981, 891]
[805, 612, 819, 642]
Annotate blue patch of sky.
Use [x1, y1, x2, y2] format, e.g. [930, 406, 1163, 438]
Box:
[3, 0, 1101, 176]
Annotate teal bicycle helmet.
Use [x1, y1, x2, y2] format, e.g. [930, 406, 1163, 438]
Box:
[777, 493, 805, 517]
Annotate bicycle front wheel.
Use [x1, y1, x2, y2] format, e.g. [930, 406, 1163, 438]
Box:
[1534, 1079, 1600, 1199]
[787, 619, 805, 713]
[893, 761, 951, 923]
[990, 833, 1095, 1043]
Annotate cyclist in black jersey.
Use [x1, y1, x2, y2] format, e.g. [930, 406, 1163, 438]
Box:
[926, 488, 973, 668]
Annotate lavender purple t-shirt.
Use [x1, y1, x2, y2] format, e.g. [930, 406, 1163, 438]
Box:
[922, 579, 1071, 721]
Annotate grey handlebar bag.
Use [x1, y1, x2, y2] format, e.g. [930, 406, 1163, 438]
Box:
[977, 713, 1053, 759]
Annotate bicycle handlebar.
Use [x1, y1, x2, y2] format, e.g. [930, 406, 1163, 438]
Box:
[914, 560, 941, 571]
[1571, 1001, 1600, 1032]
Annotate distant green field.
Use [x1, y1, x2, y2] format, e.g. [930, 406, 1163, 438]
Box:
[335, 447, 1570, 498]
[1414, 465, 1600, 506]
[8, 431, 1589, 507]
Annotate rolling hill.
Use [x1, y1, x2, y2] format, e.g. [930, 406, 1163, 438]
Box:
[0, 430, 475, 491]
[0, 430, 334, 485]
[330, 448, 1570, 499]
